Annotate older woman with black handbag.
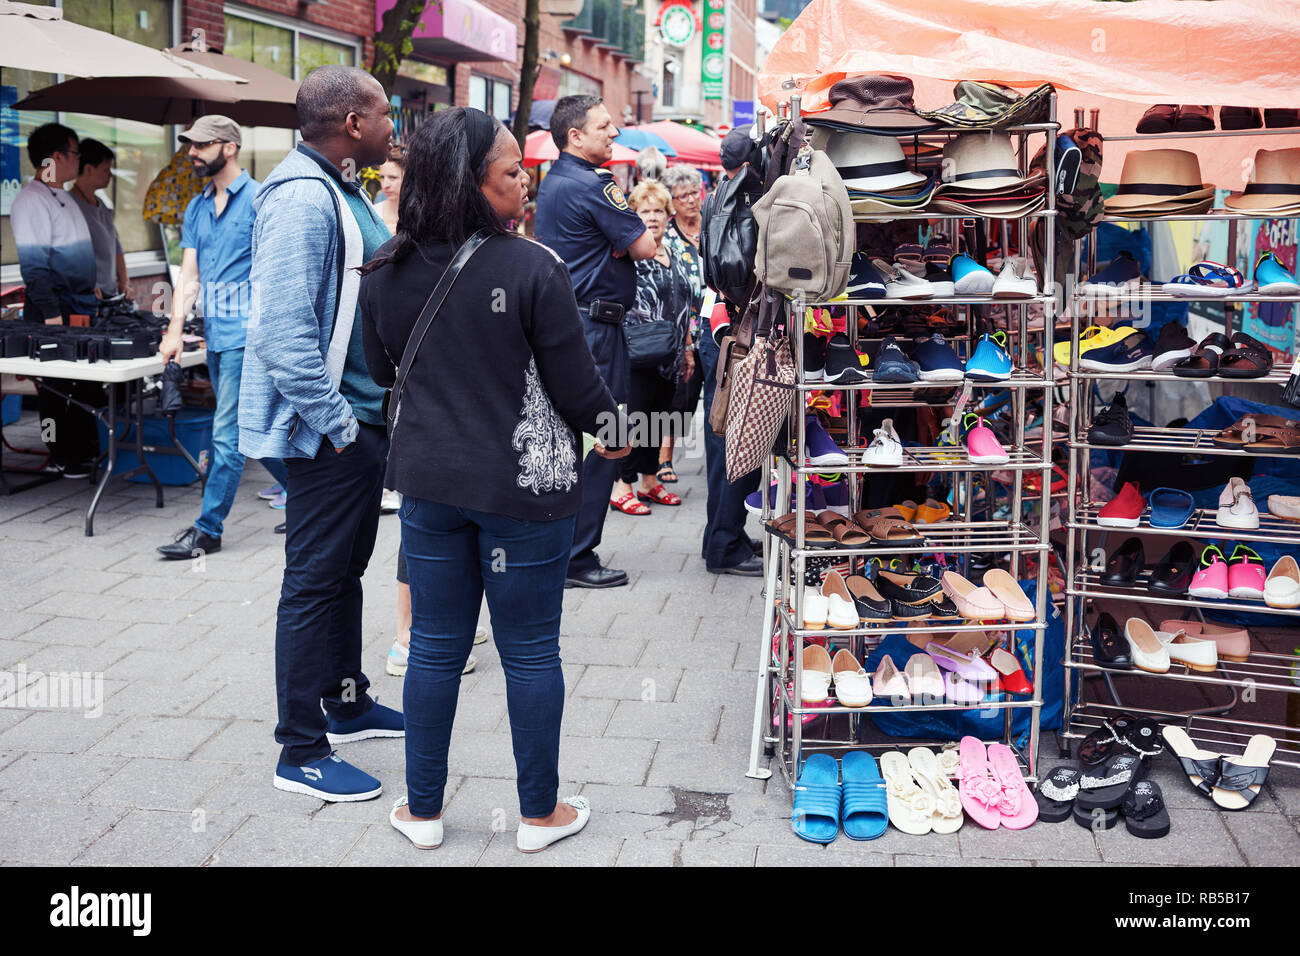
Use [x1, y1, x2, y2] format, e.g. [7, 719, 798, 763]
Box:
[359, 107, 627, 853]
[608, 180, 697, 515]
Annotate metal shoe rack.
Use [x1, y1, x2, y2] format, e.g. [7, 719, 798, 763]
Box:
[1061, 188, 1300, 768]
[746, 93, 1061, 791]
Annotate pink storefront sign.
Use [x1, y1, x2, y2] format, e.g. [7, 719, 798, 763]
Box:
[375, 0, 517, 62]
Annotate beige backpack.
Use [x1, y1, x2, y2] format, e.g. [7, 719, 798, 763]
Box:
[751, 143, 853, 301]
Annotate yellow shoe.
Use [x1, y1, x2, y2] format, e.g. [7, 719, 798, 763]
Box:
[1052, 325, 1140, 366]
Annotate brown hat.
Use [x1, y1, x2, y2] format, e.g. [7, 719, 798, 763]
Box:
[805, 75, 937, 135]
[179, 114, 242, 147]
[1224, 148, 1300, 211]
[1105, 149, 1214, 211]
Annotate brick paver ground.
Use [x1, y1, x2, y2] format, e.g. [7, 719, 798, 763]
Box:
[0, 413, 1297, 865]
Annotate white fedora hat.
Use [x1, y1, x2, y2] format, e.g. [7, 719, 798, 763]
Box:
[824, 131, 928, 192]
[940, 132, 1027, 192]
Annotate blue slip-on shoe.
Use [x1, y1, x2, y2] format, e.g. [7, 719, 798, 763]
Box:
[1149, 487, 1195, 529]
[840, 750, 889, 840]
[913, 333, 964, 382]
[950, 253, 996, 294]
[965, 331, 1013, 382]
[745, 480, 827, 517]
[1255, 251, 1300, 294]
[805, 414, 850, 467]
[791, 753, 841, 843]
[1077, 331, 1155, 372]
[273, 752, 382, 802]
[873, 335, 919, 384]
[1078, 251, 1142, 293]
[326, 701, 405, 745]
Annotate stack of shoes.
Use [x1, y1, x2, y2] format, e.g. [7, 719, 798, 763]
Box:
[930, 133, 1048, 218]
[1103, 149, 1215, 218]
[1162, 726, 1276, 811]
[1069, 715, 1168, 834]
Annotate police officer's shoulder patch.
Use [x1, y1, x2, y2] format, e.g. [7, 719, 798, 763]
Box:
[603, 181, 629, 211]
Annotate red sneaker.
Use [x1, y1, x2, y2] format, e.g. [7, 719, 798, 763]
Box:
[1098, 481, 1144, 528]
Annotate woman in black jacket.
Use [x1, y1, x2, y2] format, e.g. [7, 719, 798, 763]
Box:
[360, 107, 626, 853]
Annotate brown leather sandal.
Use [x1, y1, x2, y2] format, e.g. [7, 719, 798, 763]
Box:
[1218, 333, 1274, 379]
[852, 508, 922, 542]
[1212, 413, 1297, 448]
[766, 513, 835, 545]
[814, 511, 872, 547]
[1243, 419, 1300, 455]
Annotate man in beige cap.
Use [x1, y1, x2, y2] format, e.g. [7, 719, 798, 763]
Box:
[156, 114, 289, 558]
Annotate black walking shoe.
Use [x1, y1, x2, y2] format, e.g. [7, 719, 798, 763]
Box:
[157, 526, 221, 560]
[1086, 391, 1134, 446]
[565, 565, 629, 589]
[708, 553, 763, 576]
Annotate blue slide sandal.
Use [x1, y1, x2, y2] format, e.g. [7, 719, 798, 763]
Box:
[1149, 487, 1194, 528]
[791, 753, 841, 843]
[841, 750, 890, 840]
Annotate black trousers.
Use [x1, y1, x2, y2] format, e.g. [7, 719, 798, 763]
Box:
[620, 366, 678, 483]
[37, 379, 103, 468]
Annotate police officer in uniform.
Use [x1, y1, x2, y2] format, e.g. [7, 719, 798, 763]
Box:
[536, 95, 656, 589]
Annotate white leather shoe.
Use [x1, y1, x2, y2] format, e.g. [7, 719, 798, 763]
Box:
[822, 570, 859, 629]
[874, 258, 936, 299]
[1216, 477, 1259, 529]
[801, 587, 830, 629]
[1124, 618, 1170, 674]
[517, 796, 590, 853]
[1157, 628, 1218, 672]
[863, 418, 904, 466]
[390, 796, 443, 849]
[991, 258, 1038, 299]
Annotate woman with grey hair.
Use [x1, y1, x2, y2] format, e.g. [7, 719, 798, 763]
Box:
[656, 164, 705, 483]
[636, 145, 667, 182]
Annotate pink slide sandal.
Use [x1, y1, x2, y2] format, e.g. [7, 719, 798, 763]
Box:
[956, 736, 1003, 830]
[987, 743, 1039, 829]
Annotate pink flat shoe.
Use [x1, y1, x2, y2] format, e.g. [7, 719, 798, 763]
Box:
[1227, 544, 1266, 600]
[965, 416, 1010, 465]
[1188, 545, 1229, 599]
[982, 569, 1036, 622]
[986, 742, 1038, 829]
[941, 570, 1004, 619]
[956, 736, 1004, 829]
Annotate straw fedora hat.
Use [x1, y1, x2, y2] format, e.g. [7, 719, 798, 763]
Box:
[824, 131, 928, 192]
[1224, 148, 1300, 211]
[939, 133, 1028, 192]
[1105, 149, 1215, 210]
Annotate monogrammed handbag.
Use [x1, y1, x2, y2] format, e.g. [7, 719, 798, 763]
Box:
[724, 296, 795, 481]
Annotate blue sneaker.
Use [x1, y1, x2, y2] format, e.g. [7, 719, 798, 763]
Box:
[965, 331, 1013, 382]
[1078, 330, 1155, 372]
[805, 414, 850, 467]
[258, 483, 283, 500]
[326, 701, 405, 745]
[950, 253, 996, 294]
[845, 253, 887, 299]
[273, 752, 382, 802]
[1255, 251, 1300, 294]
[872, 336, 919, 384]
[913, 333, 964, 382]
[1078, 251, 1141, 293]
[745, 480, 826, 517]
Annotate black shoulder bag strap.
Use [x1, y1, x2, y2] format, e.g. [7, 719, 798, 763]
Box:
[383, 228, 493, 436]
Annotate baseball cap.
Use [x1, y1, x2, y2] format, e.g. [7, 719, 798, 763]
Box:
[720, 124, 754, 171]
[179, 115, 242, 147]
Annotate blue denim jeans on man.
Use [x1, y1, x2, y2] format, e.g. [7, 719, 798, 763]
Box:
[193, 347, 288, 540]
[699, 330, 759, 567]
[400, 497, 574, 819]
[274, 422, 387, 765]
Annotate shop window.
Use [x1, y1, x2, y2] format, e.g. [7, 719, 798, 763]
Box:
[470, 76, 512, 122]
[224, 16, 294, 78]
[662, 59, 677, 110]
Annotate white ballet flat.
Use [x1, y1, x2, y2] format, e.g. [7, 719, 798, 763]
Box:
[517, 795, 591, 853]
[390, 796, 443, 849]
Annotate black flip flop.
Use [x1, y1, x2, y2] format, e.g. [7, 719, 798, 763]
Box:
[1077, 714, 1137, 767]
[1073, 802, 1119, 830]
[1077, 752, 1144, 811]
[1034, 766, 1081, 823]
[1116, 718, 1165, 759]
[1122, 780, 1171, 839]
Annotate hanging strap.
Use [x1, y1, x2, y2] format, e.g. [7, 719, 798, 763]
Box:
[384, 229, 492, 435]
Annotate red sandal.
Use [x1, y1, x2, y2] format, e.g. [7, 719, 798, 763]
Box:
[610, 492, 651, 515]
[636, 484, 681, 506]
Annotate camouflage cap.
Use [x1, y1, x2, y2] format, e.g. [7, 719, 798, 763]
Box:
[918, 82, 1054, 129]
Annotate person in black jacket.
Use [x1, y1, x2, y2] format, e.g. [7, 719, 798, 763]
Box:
[360, 107, 627, 854]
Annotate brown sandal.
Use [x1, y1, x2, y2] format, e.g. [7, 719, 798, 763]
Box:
[1243, 419, 1300, 455]
[852, 507, 922, 542]
[1212, 413, 1296, 448]
[814, 511, 872, 547]
[766, 513, 836, 545]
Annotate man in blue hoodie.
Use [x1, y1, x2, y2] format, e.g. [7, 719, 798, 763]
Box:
[240, 66, 400, 801]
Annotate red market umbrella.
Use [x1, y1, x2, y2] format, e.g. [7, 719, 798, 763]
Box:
[523, 129, 639, 168]
[637, 120, 722, 170]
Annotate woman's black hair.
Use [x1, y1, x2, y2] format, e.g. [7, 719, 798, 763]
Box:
[359, 108, 512, 275]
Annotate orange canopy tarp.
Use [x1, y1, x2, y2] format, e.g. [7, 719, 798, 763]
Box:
[758, 0, 1300, 188]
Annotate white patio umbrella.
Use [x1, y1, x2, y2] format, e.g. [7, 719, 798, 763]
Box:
[0, 1, 246, 80]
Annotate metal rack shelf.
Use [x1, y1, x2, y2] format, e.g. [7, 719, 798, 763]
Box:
[1066, 366, 1291, 386]
[810, 293, 1054, 308]
[776, 681, 1042, 717]
[1063, 703, 1300, 771]
[1103, 127, 1300, 142]
[1066, 632, 1300, 694]
[764, 516, 1047, 557]
[775, 605, 1050, 641]
[784, 445, 1047, 474]
[1070, 503, 1300, 547]
[1072, 284, 1300, 305]
[798, 369, 1054, 393]
[1067, 424, 1295, 458]
[1069, 570, 1300, 618]
[851, 208, 1055, 223]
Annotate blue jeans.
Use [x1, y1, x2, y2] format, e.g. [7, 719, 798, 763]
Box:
[274, 423, 386, 766]
[699, 331, 760, 567]
[400, 497, 575, 818]
[194, 347, 288, 539]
